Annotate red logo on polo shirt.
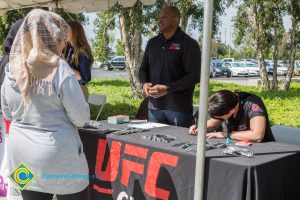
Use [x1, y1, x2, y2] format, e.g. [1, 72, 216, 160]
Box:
[169, 43, 180, 50]
[252, 104, 260, 111]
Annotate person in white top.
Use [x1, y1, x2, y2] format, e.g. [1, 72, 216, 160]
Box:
[1, 9, 90, 200]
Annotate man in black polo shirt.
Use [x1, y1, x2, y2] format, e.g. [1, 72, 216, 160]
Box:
[189, 90, 274, 143]
[139, 6, 201, 127]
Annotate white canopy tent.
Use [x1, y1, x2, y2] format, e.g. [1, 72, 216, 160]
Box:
[0, 0, 213, 200]
[0, 0, 169, 13]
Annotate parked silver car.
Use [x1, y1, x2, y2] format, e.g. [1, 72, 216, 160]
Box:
[210, 63, 216, 78]
[102, 56, 125, 70]
[265, 61, 274, 74]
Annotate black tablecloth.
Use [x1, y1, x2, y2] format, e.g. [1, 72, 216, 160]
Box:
[79, 122, 300, 200]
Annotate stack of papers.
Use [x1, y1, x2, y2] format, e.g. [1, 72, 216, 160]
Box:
[128, 122, 169, 129]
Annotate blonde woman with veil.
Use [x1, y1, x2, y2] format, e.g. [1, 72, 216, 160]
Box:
[1, 9, 90, 200]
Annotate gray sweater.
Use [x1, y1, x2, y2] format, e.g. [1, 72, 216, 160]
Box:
[1, 59, 90, 194]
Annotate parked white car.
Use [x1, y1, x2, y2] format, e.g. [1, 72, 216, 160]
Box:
[276, 65, 288, 76]
[240, 58, 255, 63]
[222, 58, 235, 63]
[224, 62, 249, 77]
[266, 61, 288, 76]
[244, 63, 260, 76]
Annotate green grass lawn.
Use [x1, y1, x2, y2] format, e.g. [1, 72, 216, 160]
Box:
[88, 78, 300, 127]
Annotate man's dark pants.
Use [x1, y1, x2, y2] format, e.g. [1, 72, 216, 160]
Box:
[148, 109, 193, 128]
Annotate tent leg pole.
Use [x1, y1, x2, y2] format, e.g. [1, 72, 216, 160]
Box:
[194, 0, 214, 200]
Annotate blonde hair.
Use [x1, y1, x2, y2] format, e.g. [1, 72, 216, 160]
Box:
[68, 21, 94, 66]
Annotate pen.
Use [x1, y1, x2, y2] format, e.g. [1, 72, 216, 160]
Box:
[226, 132, 231, 145]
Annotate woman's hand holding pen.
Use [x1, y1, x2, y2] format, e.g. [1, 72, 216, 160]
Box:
[189, 127, 226, 138]
[189, 125, 198, 136]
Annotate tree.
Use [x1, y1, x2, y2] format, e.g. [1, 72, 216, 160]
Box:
[264, 0, 285, 90]
[92, 10, 116, 62]
[210, 38, 221, 58]
[115, 39, 124, 55]
[281, 0, 300, 91]
[179, 0, 235, 43]
[278, 32, 291, 61]
[175, 0, 202, 32]
[118, 2, 145, 98]
[234, 1, 272, 90]
[0, 8, 32, 53]
[216, 42, 228, 58]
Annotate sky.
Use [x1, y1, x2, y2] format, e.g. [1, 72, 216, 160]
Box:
[83, 6, 292, 49]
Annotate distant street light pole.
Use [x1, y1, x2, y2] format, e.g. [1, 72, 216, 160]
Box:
[229, 26, 231, 57]
[225, 28, 227, 46]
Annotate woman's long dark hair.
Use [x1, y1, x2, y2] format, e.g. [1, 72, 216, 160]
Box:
[208, 90, 239, 118]
[68, 21, 94, 66]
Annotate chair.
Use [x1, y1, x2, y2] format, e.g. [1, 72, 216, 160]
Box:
[88, 94, 107, 121]
[271, 125, 300, 145]
[135, 97, 148, 120]
[193, 105, 199, 116]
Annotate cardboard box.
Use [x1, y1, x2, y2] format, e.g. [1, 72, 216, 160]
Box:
[108, 115, 129, 124]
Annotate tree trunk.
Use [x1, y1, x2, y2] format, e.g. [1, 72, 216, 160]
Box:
[272, 16, 279, 91]
[119, 9, 144, 99]
[257, 49, 270, 90]
[253, 3, 269, 90]
[181, 14, 188, 32]
[281, 19, 297, 91]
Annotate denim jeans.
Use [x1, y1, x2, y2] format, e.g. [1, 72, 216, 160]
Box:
[148, 109, 193, 128]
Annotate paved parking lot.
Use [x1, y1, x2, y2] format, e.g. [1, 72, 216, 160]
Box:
[91, 68, 299, 87]
[91, 68, 128, 79]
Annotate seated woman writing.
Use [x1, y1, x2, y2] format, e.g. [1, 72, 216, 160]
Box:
[189, 90, 274, 143]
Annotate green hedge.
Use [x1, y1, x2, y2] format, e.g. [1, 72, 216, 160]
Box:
[88, 78, 300, 127]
